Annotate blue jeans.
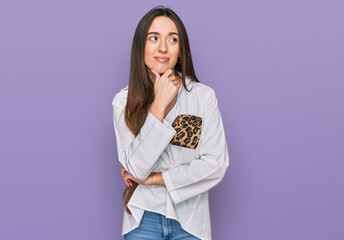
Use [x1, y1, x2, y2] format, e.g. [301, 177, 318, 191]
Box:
[124, 210, 201, 240]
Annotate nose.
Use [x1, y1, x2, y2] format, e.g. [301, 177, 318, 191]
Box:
[158, 38, 168, 53]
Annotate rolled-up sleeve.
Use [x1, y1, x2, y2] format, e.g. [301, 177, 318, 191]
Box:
[162, 88, 229, 205]
[112, 96, 176, 181]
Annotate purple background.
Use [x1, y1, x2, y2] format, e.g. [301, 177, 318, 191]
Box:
[1, 0, 343, 239]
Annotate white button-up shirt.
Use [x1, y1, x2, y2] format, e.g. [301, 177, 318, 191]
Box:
[112, 70, 229, 240]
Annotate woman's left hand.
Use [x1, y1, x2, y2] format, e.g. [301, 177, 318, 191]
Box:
[121, 167, 162, 187]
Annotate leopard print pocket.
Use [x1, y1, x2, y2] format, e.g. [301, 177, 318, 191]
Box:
[170, 114, 202, 149]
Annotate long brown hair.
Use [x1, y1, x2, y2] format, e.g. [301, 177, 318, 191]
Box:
[122, 5, 200, 215]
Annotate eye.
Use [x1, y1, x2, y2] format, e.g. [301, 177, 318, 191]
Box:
[149, 36, 157, 41]
[169, 38, 178, 42]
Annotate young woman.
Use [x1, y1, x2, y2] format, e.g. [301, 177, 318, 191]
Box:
[112, 5, 229, 240]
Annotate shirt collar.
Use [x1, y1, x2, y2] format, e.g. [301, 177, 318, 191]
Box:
[175, 70, 191, 86]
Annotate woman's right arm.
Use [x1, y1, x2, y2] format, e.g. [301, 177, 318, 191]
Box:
[112, 96, 176, 182]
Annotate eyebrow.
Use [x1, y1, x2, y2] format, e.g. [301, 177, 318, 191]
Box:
[147, 32, 179, 36]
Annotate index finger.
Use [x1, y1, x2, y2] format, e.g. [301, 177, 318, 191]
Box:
[121, 167, 127, 176]
[161, 69, 173, 80]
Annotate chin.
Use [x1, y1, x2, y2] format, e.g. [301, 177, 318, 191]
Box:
[157, 66, 175, 74]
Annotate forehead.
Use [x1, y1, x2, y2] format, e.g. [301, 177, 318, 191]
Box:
[148, 16, 178, 33]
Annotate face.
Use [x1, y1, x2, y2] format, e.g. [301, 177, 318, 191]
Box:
[144, 16, 180, 76]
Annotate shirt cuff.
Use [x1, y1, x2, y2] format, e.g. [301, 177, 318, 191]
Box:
[162, 170, 181, 204]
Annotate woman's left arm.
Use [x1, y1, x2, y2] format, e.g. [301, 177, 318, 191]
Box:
[146, 172, 165, 186]
[122, 169, 165, 187]
[161, 87, 230, 205]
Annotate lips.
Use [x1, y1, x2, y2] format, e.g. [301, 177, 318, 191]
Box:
[155, 57, 170, 62]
